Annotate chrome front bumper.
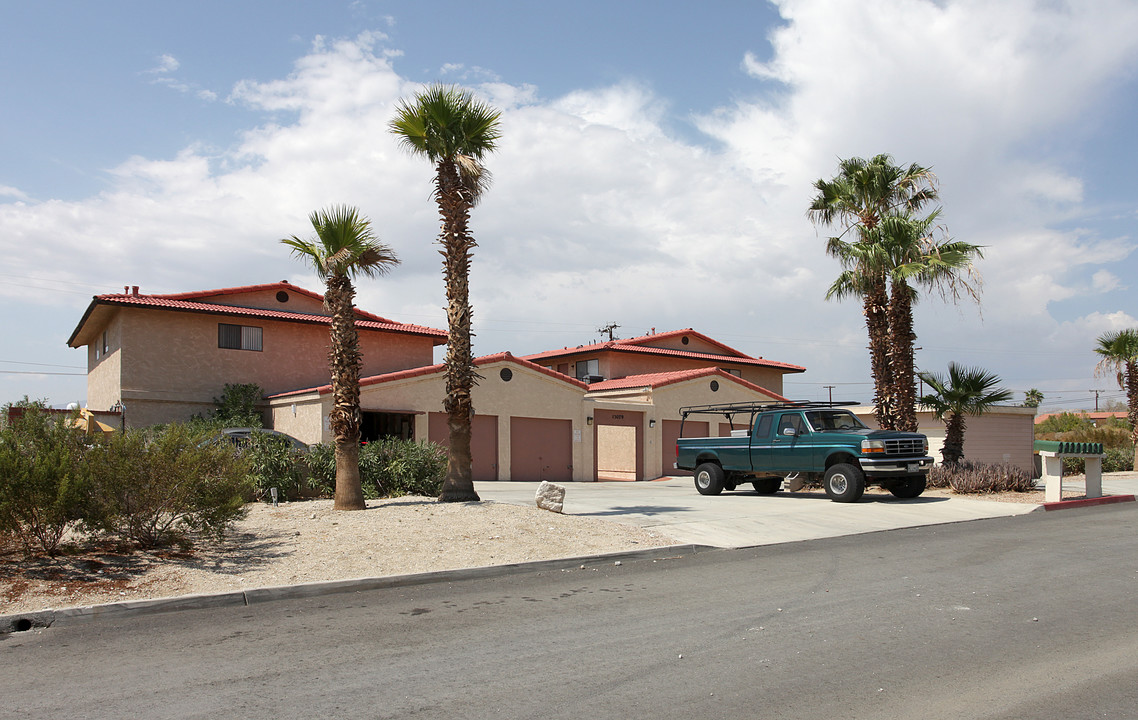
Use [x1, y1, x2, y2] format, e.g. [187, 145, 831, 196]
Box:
[859, 456, 934, 476]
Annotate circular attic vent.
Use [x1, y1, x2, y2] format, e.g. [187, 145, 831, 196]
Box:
[681, 336, 690, 345]
[500, 368, 513, 382]
[710, 380, 720, 392]
[276, 291, 289, 303]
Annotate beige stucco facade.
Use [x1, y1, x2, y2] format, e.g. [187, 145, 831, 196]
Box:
[68, 284, 443, 427]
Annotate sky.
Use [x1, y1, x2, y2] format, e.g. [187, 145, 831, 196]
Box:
[2, 0, 1137, 414]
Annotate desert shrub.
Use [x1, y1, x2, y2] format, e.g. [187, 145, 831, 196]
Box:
[243, 431, 310, 501]
[306, 438, 446, 499]
[1059, 445, 1134, 475]
[0, 407, 90, 556]
[304, 442, 336, 496]
[1037, 426, 1132, 449]
[929, 460, 1036, 494]
[84, 424, 253, 548]
[1035, 412, 1094, 434]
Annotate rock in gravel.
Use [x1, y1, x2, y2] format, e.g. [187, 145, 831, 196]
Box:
[535, 481, 566, 513]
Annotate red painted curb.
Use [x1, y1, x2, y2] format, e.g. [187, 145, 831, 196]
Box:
[1043, 495, 1136, 511]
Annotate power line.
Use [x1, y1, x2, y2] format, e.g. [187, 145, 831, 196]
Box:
[0, 360, 86, 369]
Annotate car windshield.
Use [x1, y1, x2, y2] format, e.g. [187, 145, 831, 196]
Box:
[804, 410, 868, 431]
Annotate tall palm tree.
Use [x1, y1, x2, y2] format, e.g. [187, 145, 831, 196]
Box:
[1093, 328, 1138, 470]
[1023, 388, 1044, 408]
[918, 362, 1012, 465]
[808, 154, 939, 429]
[876, 211, 983, 432]
[282, 205, 400, 510]
[389, 84, 502, 503]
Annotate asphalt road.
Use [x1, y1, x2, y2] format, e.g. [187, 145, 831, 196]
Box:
[3, 504, 1136, 720]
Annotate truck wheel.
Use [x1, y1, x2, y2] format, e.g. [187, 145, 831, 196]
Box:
[888, 476, 926, 499]
[752, 477, 781, 495]
[694, 463, 725, 496]
[823, 463, 865, 503]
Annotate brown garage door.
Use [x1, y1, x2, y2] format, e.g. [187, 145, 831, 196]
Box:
[429, 413, 499, 482]
[661, 419, 709, 477]
[510, 417, 572, 482]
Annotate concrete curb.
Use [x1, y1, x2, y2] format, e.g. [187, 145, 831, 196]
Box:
[1043, 494, 1136, 511]
[0, 543, 712, 635]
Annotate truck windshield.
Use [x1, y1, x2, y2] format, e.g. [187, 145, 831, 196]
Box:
[804, 410, 868, 431]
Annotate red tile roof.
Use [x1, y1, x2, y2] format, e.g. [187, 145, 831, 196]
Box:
[267, 352, 589, 399]
[521, 328, 805, 372]
[67, 282, 445, 346]
[586, 367, 789, 401]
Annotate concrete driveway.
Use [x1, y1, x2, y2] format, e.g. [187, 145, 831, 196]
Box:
[474, 475, 1138, 548]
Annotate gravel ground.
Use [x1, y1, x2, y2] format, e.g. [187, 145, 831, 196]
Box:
[0, 497, 678, 617]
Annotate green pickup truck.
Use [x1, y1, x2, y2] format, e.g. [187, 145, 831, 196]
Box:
[674, 401, 934, 502]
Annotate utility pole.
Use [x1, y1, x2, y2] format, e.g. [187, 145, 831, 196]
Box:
[1089, 389, 1101, 412]
[824, 385, 835, 405]
[597, 322, 620, 342]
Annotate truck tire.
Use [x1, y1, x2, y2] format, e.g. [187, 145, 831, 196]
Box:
[824, 463, 865, 503]
[887, 475, 926, 499]
[694, 463, 725, 495]
[752, 477, 782, 495]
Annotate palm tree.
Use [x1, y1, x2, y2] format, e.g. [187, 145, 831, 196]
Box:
[808, 154, 939, 429]
[389, 84, 502, 503]
[1023, 388, 1044, 408]
[1093, 328, 1138, 470]
[282, 205, 400, 510]
[876, 212, 983, 432]
[918, 362, 1012, 465]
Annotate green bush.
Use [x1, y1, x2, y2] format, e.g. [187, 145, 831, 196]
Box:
[0, 407, 90, 556]
[928, 460, 1036, 494]
[243, 431, 310, 501]
[304, 438, 446, 499]
[1060, 445, 1134, 474]
[84, 424, 253, 548]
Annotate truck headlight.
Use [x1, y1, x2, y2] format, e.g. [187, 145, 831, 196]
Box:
[862, 439, 885, 454]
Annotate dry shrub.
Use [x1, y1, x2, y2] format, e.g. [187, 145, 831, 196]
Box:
[928, 460, 1036, 494]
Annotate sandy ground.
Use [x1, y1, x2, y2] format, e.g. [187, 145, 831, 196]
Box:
[0, 478, 1104, 618]
[0, 497, 678, 617]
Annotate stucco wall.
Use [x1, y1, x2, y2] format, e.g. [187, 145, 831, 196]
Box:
[193, 288, 327, 314]
[85, 312, 122, 410]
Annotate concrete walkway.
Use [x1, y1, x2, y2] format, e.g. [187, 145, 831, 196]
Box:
[475, 475, 1138, 548]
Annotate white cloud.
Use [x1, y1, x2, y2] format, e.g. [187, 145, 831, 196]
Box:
[3, 4, 1138, 408]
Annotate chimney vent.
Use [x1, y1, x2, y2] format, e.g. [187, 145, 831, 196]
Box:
[131, 286, 139, 296]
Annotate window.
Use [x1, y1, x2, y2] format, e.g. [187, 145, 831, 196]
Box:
[777, 413, 807, 435]
[754, 414, 773, 440]
[218, 323, 263, 352]
[724, 368, 741, 377]
[101, 331, 109, 356]
[574, 358, 599, 380]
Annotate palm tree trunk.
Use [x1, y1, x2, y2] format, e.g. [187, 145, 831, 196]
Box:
[327, 275, 366, 510]
[942, 412, 966, 465]
[889, 280, 918, 433]
[864, 277, 895, 429]
[1127, 359, 1138, 472]
[435, 159, 480, 502]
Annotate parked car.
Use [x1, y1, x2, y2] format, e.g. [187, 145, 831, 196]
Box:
[675, 401, 933, 502]
[209, 427, 310, 452]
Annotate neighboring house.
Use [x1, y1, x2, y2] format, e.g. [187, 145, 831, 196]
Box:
[1034, 411, 1128, 426]
[520, 328, 805, 397]
[66, 282, 446, 427]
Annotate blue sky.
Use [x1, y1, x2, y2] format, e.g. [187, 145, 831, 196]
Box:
[3, 0, 1137, 413]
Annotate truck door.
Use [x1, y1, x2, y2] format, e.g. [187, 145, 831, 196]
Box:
[771, 412, 817, 473]
[748, 413, 774, 470]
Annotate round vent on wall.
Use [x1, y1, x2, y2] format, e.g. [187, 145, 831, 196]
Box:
[710, 380, 720, 392]
[276, 291, 289, 302]
[500, 368, 513, 382]
[681, 336, 690, 345]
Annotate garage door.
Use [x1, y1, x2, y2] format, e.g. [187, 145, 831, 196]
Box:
[429, 413, 499, 482]
[510, 417, 572, 482]
[661, 419, 709, 477]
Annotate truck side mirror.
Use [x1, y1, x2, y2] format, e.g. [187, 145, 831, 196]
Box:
[782, 427, 797, 436]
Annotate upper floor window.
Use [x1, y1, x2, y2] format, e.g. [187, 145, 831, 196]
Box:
[219, 323, 263, 352]
[723, 368, 742, 377]
[575, 358, 599, 380]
